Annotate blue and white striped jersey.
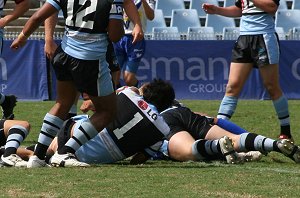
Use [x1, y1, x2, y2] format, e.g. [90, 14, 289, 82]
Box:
[46, 0, 123, 60]
[236, 0, 280, 35]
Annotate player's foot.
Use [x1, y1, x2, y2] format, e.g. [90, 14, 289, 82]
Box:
[27, 155, 50, 168]
[278, 134, 294, 142]
[219, 136, 243, 164]
[50, 152, 90, 167]
[239, 151, 263, 162]
[277, 139, 300, 163]
[1, 95, 17, 120]
[1, 154, 27, 167]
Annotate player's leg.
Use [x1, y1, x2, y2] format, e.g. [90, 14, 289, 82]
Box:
[0, 120, 30, 167]
[237, 132, 300, 163]
[204, 125, 262, 162]
[257, 33, 291, 139]
[259, 65, 291, 139]
[52, 57, 117, 167]
[168, 131, 242, 164]
[27, 46, 78, 168]
[112, 37, 126, 88]
[217, 62, 252, 120]
[67, 92, 80, 119]
[0, 94, 17, 120]
[107, 39, 121, 89]
[28, 80, 77, 168]
[218, 36, 255, 120]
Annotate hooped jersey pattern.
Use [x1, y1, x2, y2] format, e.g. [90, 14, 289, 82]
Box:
[235, 0, 279, 35]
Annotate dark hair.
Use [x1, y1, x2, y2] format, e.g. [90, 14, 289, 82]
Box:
[142, 79, 175, 112]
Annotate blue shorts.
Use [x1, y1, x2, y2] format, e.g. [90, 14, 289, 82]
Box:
[74, 119, 125, 164]
[113, 35, 145, 74]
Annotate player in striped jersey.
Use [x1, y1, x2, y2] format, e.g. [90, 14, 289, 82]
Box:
[203, 0, 293, 140]
[11, 0, 125, 167]
[40, 79, 235, 166]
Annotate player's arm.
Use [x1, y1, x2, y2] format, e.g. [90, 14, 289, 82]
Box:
[130, 151, 150, 165]
[142, 0, 154, 20]
[252, 0, 278, 14]
[44, 13, 59, 60]
[202, 3, 242, 17]
[0, 0, 30, 28]
[124, 0, 144, 43]
[108, 0, 125, 42]
[11, 2, 58, 49]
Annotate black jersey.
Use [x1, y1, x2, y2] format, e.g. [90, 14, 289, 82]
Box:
[51, 0, 117, 33]
[161, 106, 214, 140]
[105, 87, 170, 157]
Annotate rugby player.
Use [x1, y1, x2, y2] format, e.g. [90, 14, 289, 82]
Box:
[11, 0, 125, 168]
[203, 0, 293, 140]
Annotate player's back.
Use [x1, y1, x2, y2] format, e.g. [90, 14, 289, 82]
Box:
[106, 87, 170, 157]
[161, 106, 214, 140]
[48, 0, 122, 59]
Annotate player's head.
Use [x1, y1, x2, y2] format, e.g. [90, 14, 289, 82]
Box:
[141, 78, 175, 112]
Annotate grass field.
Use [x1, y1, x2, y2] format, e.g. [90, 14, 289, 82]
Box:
[0, 100, 300, 198]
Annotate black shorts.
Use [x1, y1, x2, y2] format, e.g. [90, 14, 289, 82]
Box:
[162, 107, 214, 140]
[231, 33, 280, 68]
[51, 45, 114, 96]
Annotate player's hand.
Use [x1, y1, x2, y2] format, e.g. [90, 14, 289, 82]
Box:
[10, 32, 28, 50]
[131, 24, 144, 44]
[202, 3, 218, 14]
[130, 152, 150, 165]
[44, 40, 58, 60]
[0, 17, 8, 28]
[80, 100, 95, 113]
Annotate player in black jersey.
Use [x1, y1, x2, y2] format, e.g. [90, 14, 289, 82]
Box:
[127, 80, 300, 164]
[19, 79, 235, 166]
[71, 80, 300, 165]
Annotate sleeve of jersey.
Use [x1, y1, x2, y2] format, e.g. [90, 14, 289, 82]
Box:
[110, 0, 124, 20]
[46, 0, 61, 10]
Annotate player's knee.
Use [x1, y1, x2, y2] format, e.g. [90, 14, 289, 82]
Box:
[225, 83, 240, 95]
[264, 84, 282, 99]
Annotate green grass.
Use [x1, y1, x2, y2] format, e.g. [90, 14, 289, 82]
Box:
[1, 100, 300, 198]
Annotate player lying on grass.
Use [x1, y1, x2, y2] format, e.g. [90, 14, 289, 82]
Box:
[13, 79, 300, 166]
[132, 104, 300, 164]
[20, 79, 240, 167]
[0, 119, 31, 167]
[81, 81, 300, 165]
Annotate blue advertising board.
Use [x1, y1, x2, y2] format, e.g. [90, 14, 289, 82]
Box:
[0, 40, 299, 100]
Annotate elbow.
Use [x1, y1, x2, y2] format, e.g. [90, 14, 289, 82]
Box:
[148, 13, 155, 21]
